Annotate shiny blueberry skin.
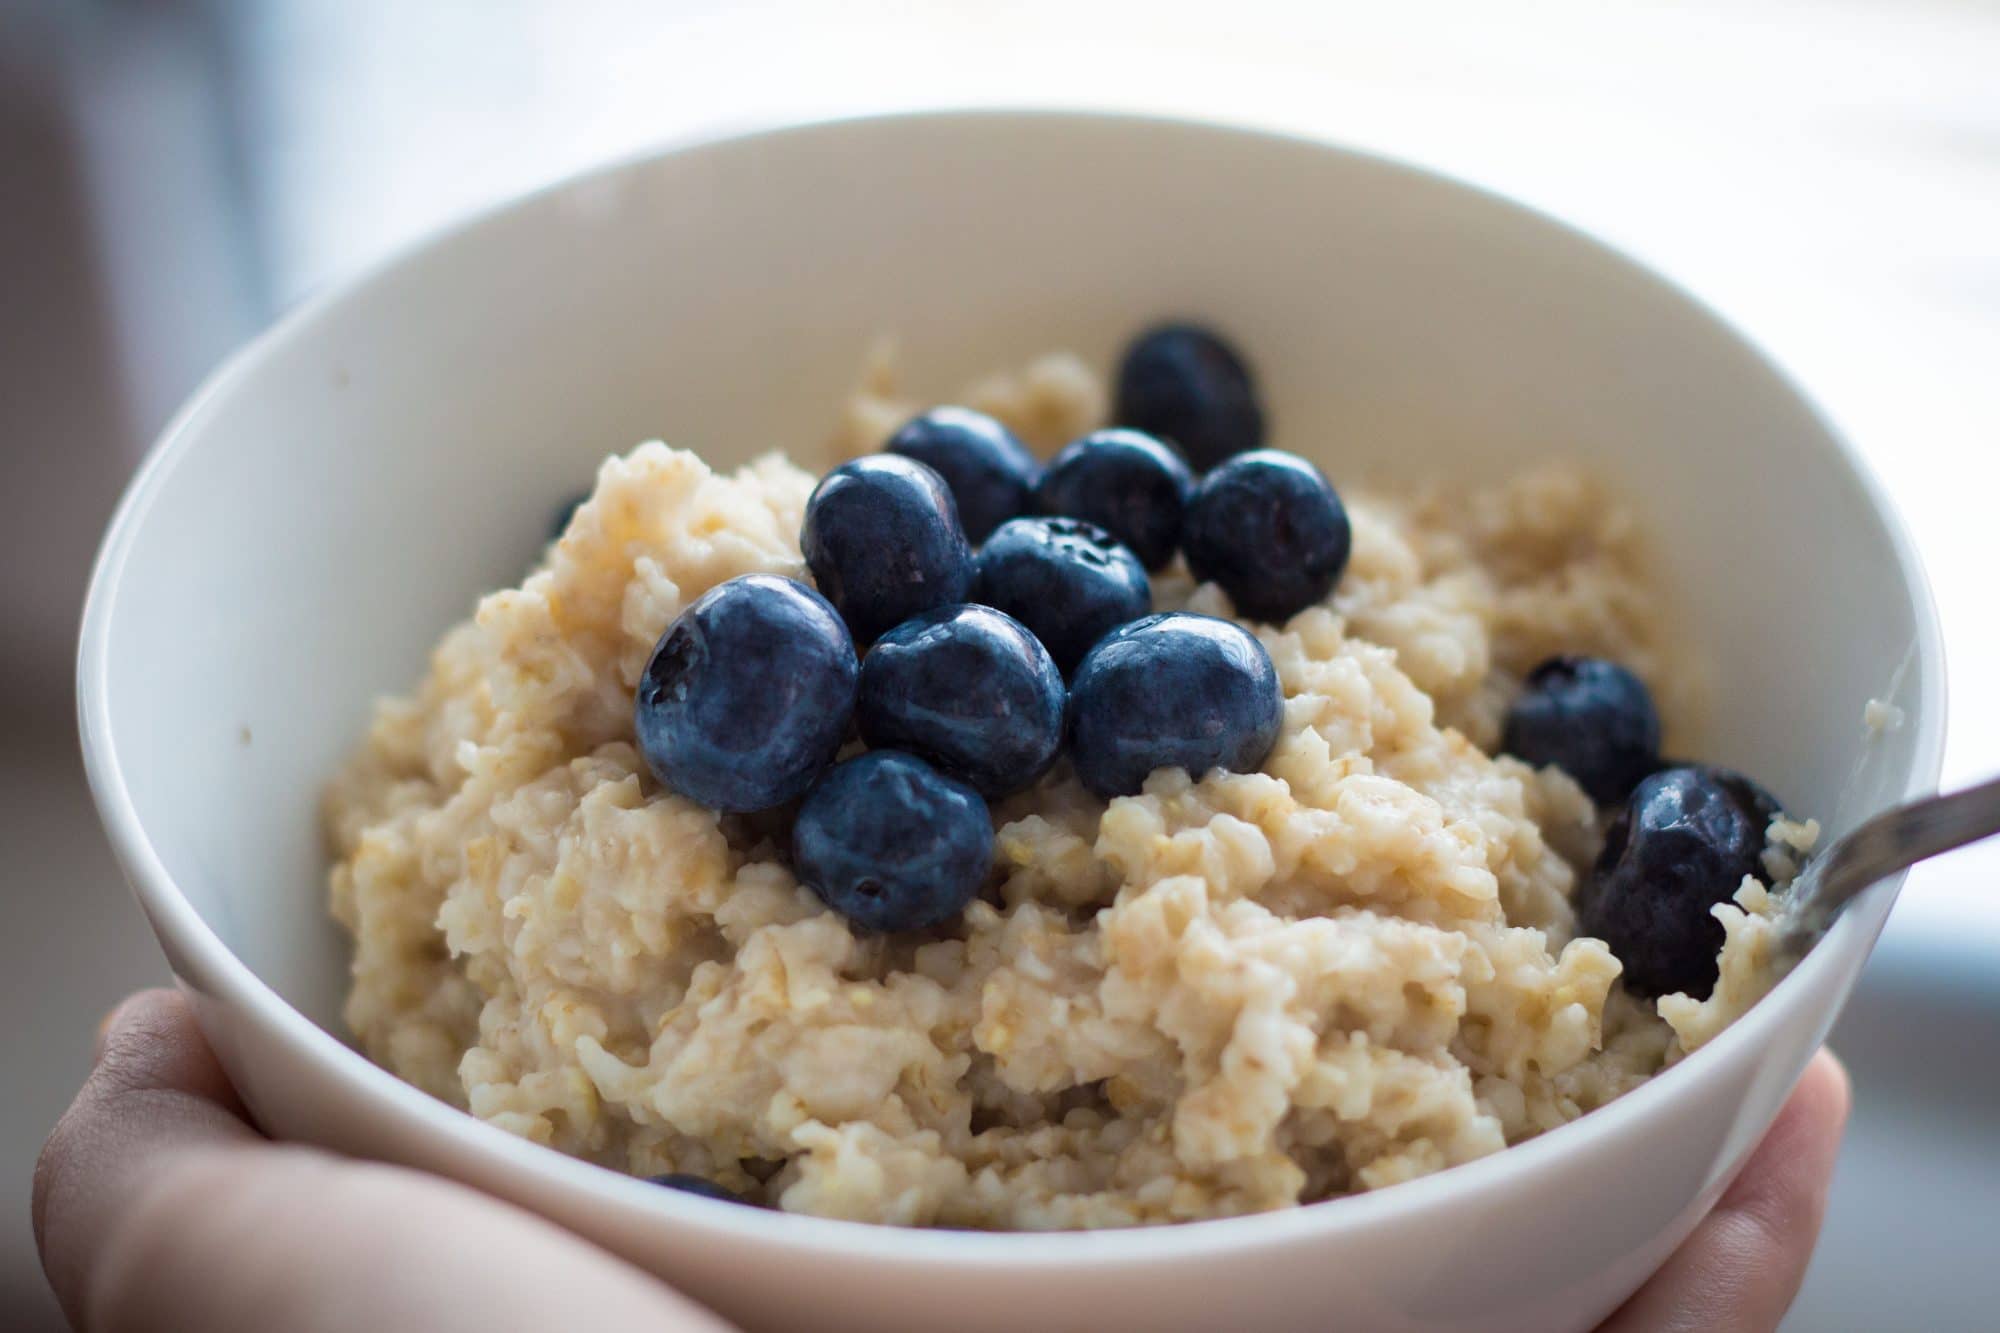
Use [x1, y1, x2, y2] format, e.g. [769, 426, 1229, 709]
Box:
[1067, 613, 1283, 799]
[857, 605, 1065, 797]
[648, 1173, 744, 1204]
[1113, 323, 1265, 469]
[550, 490, 590, 542]
[1180, 449, 1352, 623]
[802, 455, 975, 643]
[1580, 765, 1785, 999]
[885, 407, 1042, 543]
[971, 517, 1151, 678]
[634, 575, 858, 813]
[1502, 656, 1663, 806]
[792, 751, 994, 933]
[1033, 429, 1195, 571]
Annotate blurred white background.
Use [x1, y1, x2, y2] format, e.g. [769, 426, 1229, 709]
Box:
[3, 1, 1996, 1328]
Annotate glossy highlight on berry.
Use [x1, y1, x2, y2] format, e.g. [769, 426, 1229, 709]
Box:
[1033, 428, 1194, 571]
[793, 750, 995, 933]
[886, 406, 1041, 543]
[1580, 764, 1786, 999]
[1067, 612, 1283, 798]
[856, 604, 1065, 797]
[1181, 449, 1351, 623]
[1503, 656, 1662, 806]
[802, 454, 974, 643]
[972, 516, 1151, 678]
[634, 574, 858, 813]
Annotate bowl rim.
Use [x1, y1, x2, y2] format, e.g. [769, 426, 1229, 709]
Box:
[76, 105, 1948, 1265]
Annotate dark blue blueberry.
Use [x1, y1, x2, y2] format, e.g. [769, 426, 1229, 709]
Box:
[1067, 613, 1283, 799]
[885, 407, 1042, 543]
[792, 751, 994, 933]
[1180, 450, 1352, 624]
[856, 605, 1065, 798]
[648, 1173, 744, 1204]
[971, 517, 1151, 678]
[550, 490, 590, 542]
[1708, 765, 1783, 831]
[634, 574, 858, 813]
[1114, 323, 1265, 469]
[1502, 656, 1663, 806]
[802, 455, 974, 643]
[1580, 764, 1785, 999]
[1033, 429, 1195, 571]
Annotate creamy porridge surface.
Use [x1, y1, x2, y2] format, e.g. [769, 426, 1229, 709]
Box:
[327, 351, 1805, 1228]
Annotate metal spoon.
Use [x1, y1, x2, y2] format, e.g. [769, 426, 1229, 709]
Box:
[1775, 773, 2000, 958]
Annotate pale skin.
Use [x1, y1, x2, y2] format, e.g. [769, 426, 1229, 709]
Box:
[35, 990, 1850, 1332]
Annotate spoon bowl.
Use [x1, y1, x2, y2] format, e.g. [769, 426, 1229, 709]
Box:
[1777, 774, 2000, 955]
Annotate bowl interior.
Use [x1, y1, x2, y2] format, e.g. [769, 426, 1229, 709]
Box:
[87, 112, 1937, 1058]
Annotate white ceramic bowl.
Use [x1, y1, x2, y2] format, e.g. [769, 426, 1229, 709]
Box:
[78, 110, 1943, 1333]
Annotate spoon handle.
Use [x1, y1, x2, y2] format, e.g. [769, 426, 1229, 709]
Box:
[1779, 773, 2000, 951]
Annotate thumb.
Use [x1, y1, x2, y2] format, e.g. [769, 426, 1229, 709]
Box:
[34, 988, 734, 1333]
[34, 989, 263, 1322]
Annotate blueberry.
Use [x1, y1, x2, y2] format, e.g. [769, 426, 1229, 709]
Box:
[1580, 765, 1786, 999]
[792, 751, 994, 932]
[1708, 766, 1783, 831]
[1114, 323, 1265, 469]
[1033, 429, 1195, 571]
[635, 574, 858, 812]
[648, 1173, 744, 1204]
[802, 455, 974, 643]
[550, 490, 590, 542]
[971, 517, 1151, 678]
[1502, 656, 1663, 806]
[1180, 450, 1352, 623]
[857, 605, 1065, 797]
[1067, 613, 1283, 799]
[885, 407, 1041, 543]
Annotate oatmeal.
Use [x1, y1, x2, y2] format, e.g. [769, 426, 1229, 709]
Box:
[327, 347, 1802, 1228]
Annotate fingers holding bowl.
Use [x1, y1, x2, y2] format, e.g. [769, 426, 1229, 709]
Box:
[35, 988, 734, 1333]
[1599, 1049, 1852, 1333]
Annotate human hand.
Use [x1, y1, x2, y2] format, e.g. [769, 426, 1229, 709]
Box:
[33, 989, 729, 1333]
[1598, 1046, 1850, 1331]
[35, 989, 1849, 1333]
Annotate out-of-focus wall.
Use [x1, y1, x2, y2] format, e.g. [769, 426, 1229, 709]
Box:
[0, 5, 130, 706]
[0, 8, 207, 1325]
[1, 0, 259, 700]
